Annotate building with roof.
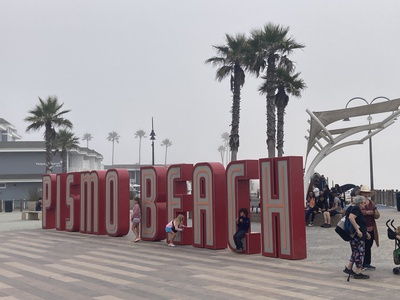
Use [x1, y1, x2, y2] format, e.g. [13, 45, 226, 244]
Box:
[0, 118, 22, 141]
[0, 119, 103, 201]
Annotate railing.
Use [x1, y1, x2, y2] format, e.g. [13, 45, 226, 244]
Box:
[0, 199, 30, 212]
[373, 190, 400, 207]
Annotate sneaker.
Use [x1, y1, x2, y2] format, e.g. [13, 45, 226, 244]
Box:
[363, 264, 376, 270]
[353, 273, 370, 279]
[308, 222, 314, 227]
[343, 267, 355, 276]
[320, 223, 331, 228]
[168, 243, 175, 247]
[235, 248, 243, 253]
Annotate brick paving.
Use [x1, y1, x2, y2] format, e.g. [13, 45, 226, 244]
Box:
[1, 206, 400, 299]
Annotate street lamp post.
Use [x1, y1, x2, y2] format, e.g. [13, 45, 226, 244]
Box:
[150, 117, 156, 166]
[344, 96, 390, 190]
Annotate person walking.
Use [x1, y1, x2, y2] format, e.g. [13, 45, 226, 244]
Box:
[343, 195, 371, 279]
[359, 185, 380, 270]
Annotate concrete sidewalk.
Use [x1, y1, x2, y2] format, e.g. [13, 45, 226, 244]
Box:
[1, 206, 400, 299]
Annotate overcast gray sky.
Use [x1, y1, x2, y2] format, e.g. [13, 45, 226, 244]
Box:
[1, 0, 400, 189]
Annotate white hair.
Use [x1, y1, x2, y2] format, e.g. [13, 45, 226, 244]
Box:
[353, 195, 366, 205]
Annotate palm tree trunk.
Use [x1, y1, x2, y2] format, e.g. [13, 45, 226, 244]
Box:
[277, 104, 285, 157]
[225, 142, 229, 166]
[266, 55, 277, 158]
[45, 124, 53, 174]
[138, 138, 142, 165]
[112, 141, 115, 165]
[164, 146, 168, 165]
[62, 152, 68, 173]
[230, 65, 242, 162]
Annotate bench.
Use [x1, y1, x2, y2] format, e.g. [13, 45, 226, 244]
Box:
[21, 211, 42, 220]
[309, 211, 342, 227]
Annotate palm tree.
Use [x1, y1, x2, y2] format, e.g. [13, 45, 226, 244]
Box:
[54, 129, 80, 172]
[217, 145, 225, 164]
[134, 129, 147, 165]
[161, 138, 172, 165]
[206, 33, 249, 162]
[221, 132, 230, 165]
[249, 23, 305, 158]
[260, 67, 306, 157]
[82, 133, 93, 148]
[25, 96, 72, 174]
[107, 131, 120, 165]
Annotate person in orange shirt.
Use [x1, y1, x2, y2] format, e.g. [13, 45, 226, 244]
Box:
[305, 191, 317, 226]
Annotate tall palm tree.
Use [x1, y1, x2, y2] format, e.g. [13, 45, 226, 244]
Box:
[217, 145, 225, 164]
[206, 34, 249, 162]
[82, 133, 93, 148]
[54, 129, 80, 173]
[249, 23, 305, 158]
[25, 96, 72, 174]
[260, 67, 306, 157]
[221, 132, 230, 165]
[134, 129, 147, 165]
[160, 138, 172, 165]
[107, 131, 120, 165]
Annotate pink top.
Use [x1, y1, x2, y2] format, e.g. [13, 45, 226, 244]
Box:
[132, 204, 141, 219]
[166, 219, 183, 231]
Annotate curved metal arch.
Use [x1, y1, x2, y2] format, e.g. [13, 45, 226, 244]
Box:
[304, 98, 400, 193]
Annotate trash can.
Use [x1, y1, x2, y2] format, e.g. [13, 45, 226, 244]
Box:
[4, 200, 13, 213]
[397, 192, 400, 212]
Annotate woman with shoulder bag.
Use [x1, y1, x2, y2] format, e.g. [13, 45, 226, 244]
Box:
[343, 195, 371, 279]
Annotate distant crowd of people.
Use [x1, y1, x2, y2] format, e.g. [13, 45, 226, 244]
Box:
[305, 181, 345, 228]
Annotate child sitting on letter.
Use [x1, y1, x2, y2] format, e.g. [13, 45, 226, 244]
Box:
[233, 208, 250, 253]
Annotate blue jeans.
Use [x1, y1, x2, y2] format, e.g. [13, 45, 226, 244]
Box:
[305, 208, 316, 223]
[233, 230, 246, 250]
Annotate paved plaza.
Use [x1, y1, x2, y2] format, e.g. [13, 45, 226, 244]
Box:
[1, 206, 400, 299]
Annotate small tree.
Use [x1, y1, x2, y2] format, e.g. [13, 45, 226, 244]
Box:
[54, 129, 80, 172]
[25, 96, 72, 173]
[107, 131, 120, 165]
[160, 139, 172, 165]
[221, 132, 230, 165]
[134, 129, 147, 165]
[217, 145, 225, 164]
[82, 133, 93, 148]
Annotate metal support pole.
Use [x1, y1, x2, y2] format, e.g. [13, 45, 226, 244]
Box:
[152, 140, 154, 166]
[369, 135, 374, 190]
[150, 117, 156, 166]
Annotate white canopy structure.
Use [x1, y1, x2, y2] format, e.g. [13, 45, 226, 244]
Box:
[304, 98, 400, 192]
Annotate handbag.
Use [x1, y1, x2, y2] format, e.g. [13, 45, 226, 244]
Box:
[133, 217, 141, 223]
[335, 216, 352, 241]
